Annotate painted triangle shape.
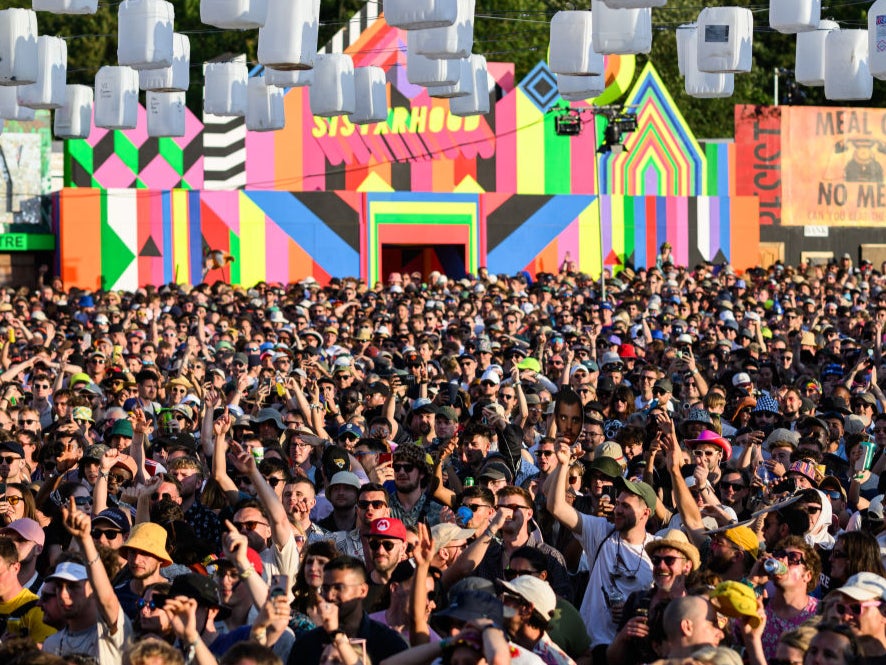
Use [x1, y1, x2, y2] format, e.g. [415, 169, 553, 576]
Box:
[140, 236, 162, 258]
[712, 249, 728, 264]
[604, 249, 622, 266]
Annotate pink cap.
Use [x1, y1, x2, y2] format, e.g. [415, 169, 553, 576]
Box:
[1, 518, 45, 546]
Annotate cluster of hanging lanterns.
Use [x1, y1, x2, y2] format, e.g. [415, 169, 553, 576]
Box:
[2, 0, 886, 141]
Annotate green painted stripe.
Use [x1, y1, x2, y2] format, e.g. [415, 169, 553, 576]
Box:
[544, 113, 571, 194]
[373, 214, 474, 225]
[623, 195, 635, 260]
[115, 133, 139, 175]
[229, 230, 241, 284]
[158, 137, 184, 175]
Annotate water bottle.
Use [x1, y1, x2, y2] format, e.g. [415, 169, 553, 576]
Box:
[764, 558, 788, 577]
[455, 506, 473, 528]
[464, 477, 475, 488]
[755, 461, 774, 485]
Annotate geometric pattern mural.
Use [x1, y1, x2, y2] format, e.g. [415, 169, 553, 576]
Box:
[64, 105, 204, 190]
[56, 188, 759, 291]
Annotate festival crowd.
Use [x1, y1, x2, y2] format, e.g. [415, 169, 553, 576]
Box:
[0, 250, 885, 665]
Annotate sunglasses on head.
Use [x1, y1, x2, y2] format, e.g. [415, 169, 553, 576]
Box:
[369, 539, 398, 552]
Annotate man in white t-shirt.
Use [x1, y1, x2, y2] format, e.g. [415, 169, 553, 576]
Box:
[547, 441, 657, 665]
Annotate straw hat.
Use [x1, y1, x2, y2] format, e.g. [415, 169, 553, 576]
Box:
[646, 529, 701, 571]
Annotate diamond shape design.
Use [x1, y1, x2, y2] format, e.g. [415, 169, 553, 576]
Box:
[139, 155, 181, 190]
[92, 153, 137, 189]
[519, 62, 559, 113]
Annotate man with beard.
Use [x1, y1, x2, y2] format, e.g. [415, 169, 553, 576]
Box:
[317, 472, 360, 533]
[552, 388, 583, 448]
[287, 555, 407, 665]
[115, 522, 171, 620]
[0, 535, 55, 643]
[608, 530, 701, 665]
[364, 517, 409, 612]
[226, 442, 301, 584]
[0, 518, 45, 593]
[548, 439, 658, 665]
[282, 477, 328, 544]
[387, 443, 442, 528]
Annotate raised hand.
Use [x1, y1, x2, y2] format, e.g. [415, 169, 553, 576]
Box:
[413, 522, 435, 569]
[62, 497, 91, 540]
[222, 519, 251, 569]
[163, 596, 200, 644]
[130, 408, 154, 436]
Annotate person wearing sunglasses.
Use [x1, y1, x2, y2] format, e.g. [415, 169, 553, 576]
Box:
[0, 442, 27, 484]
[829, 572, 886, 657]
[499, 573, 572, 665]
[609, 529, 700, 665]
[133, 581, 173, 641]
[754, 536, 821, 661]
[388, 443, 441, 530]
[363, 517, 410, 613]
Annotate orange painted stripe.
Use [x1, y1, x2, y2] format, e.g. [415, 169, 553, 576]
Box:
[60, 189, 103, 290]
[730, 196, 760, 272]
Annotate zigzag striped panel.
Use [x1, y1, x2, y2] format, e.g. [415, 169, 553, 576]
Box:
[202, 55, 247, 191]
[320, 0, 379, 55]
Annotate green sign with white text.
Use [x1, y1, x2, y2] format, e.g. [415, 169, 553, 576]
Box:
[0, 234, 55, 251]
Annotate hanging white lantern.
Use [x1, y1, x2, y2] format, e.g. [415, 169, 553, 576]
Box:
[54, 85, 93, 139]
[591, 0, 652, 55]
[796, 19, 838, 86]
[413, 0, 475, 60]
[265, 67, 314, 88]
[870, 0, 886, 80]
[549, 11, 605, 76]
[17, 36, 68, 110]
[33, 0, 98, 14]
[118, 0, 174, 71]
[258, 0, 320, 71]
[407, 34, 461, 86]
[678, 24, 733, 98]
[94, 66, 140, 130]
[0, 87, 35, 120]
[825, 29, 873, 100]
[0, 9, 38, 87]
[246, 76, 284, 131]
[200, 0, 267, 30]
[602, 0, 666, 9]
[770, 0, 819, 34]
[349, 66, 388, 124]
[139, 33, 189, 92]
[557, 73, 605, 101]
[384, 0, 458, 30]
[427, 58, 474, 98]
[204, 62, 248, 116]
[147, 90, 185, 137]
[696, 7, 753, 73]
[450, 54, 489, 117]
[310, 54, 356, 117]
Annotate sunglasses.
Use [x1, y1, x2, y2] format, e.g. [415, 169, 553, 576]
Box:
[73, 496, 92, 507]
[503, 567, 539, 580]
[357, 499, 387, 510]
[234, 520, 269, 532]
[151, 493, 174, 502]
[137, 598, 160, 611]
[0, 456, 20, 465]
[771, 549, 806, 566]
[651, 554, 686, 566]
[822, 490, 843, 501]
[693, 450, 717, 458]
[368, 539, 398, 552]
[461, 503, 489, 512]
[265, 478, 287, 487]
[393, 463, 415, 473]
[835, 600, 881, 616]
[720, 481, 746, 491]
[0, 496, 22, 506]
[91, 528, 122, 540]
[108, 473, 131, 485]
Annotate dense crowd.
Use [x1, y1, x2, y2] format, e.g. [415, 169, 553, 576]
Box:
[0, 251, 885, 665]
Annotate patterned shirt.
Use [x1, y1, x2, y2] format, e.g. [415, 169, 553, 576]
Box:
[761, 596, 818, 660]
[185, 500, 222, 547]
[387, 490, 444, 529]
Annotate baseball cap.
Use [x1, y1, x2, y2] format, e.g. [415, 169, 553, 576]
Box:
[615, 477, 657, 510]
[91, 508, 130, 533]
[369, 517, 408, 541]
[839, 572, 886, 602]
[0, 518, 45, 546]
[497, 575, 556, 620]
[328, 471, 361, 490]
[47, 562, 89, 583]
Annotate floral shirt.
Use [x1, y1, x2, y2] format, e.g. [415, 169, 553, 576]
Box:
[762, 596, 818, 660]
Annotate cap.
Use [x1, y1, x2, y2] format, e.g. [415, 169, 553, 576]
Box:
[732, 373, 752, 387]
[369, 517, 408, 541]
[432, 590, 503, 629]
[47, 562, 89, 583]
[587, 456, 622, 479]
[516, 357, 541, 373]
[431, 523, 475, 554]
[723, 525, 760, 557]
[336, 423, 363, 439]
[328, 471, 362, 490]
[497, 575, 557, 621]
[109, 419, 134, 438]
[92, 508, 130, 533]
[0, 518, 45, 546]
[615, 477, 656, 510]
[156, 573, 230, 619]
[839, 572, 886, 602]
[0, 442, 25, 458]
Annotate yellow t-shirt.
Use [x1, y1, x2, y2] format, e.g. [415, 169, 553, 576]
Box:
[0, 587, 57, 644]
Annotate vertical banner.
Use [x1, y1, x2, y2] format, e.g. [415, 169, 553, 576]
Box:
[735, 105, 782, 225]
[782, 107, 886, 226]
